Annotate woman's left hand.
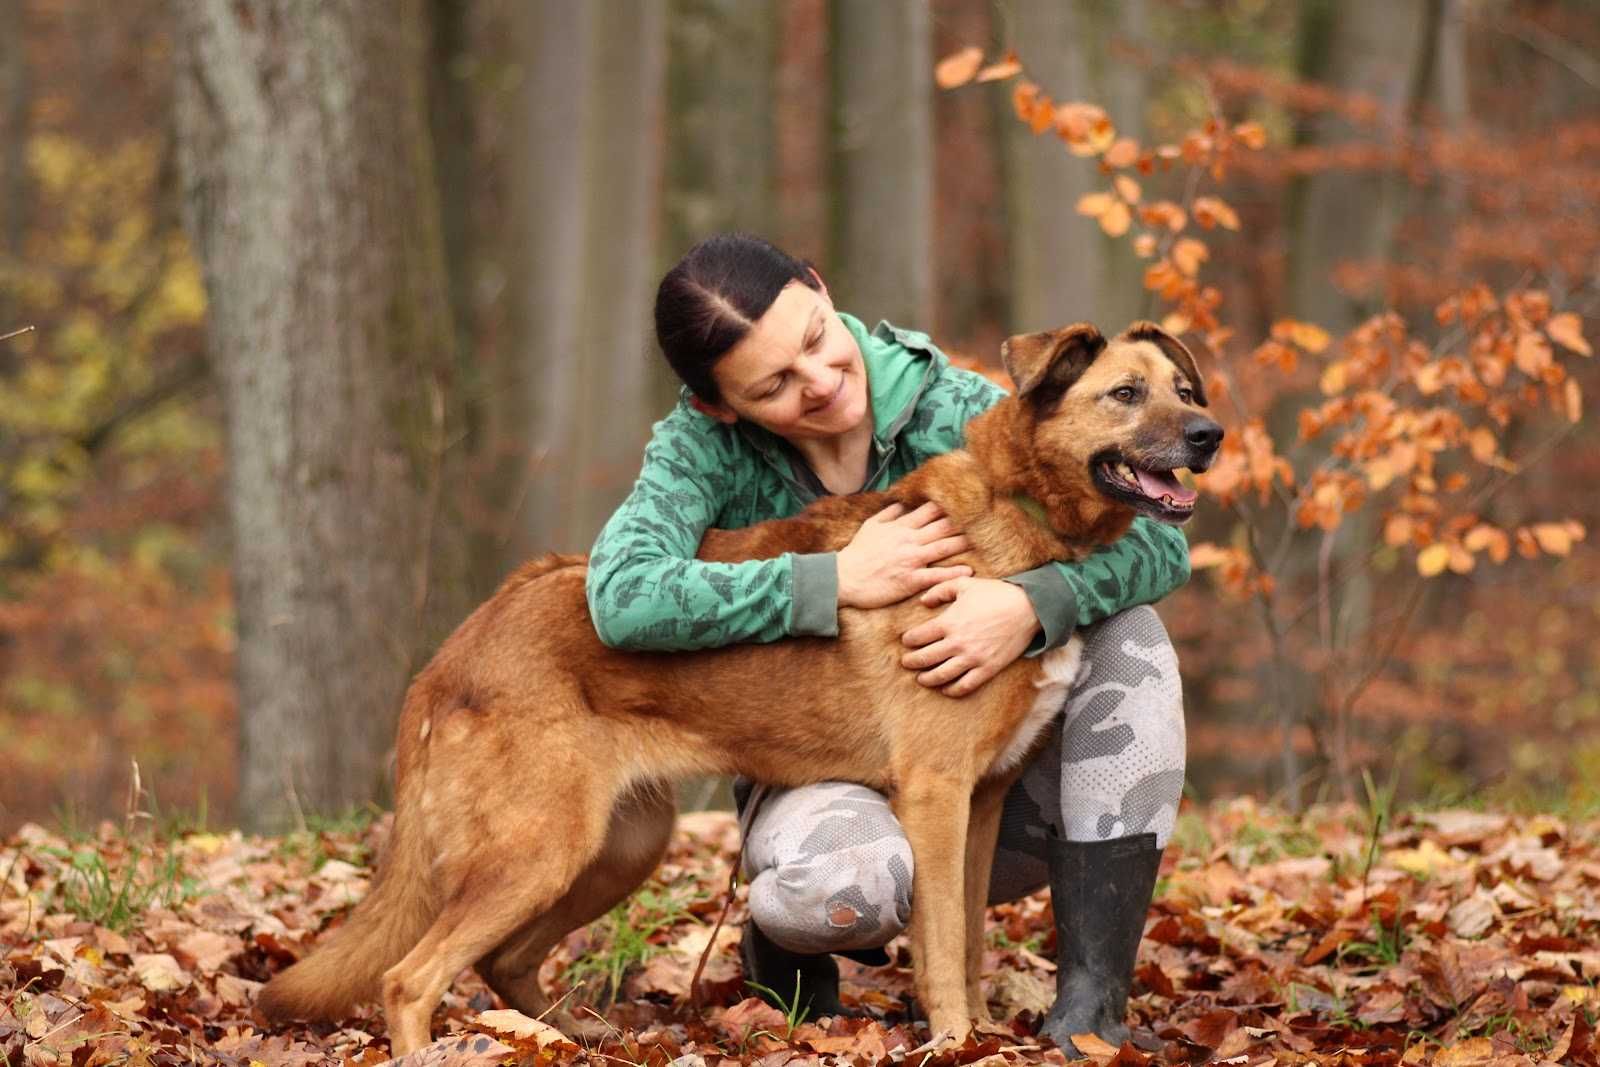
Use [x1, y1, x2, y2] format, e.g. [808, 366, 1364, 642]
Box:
[899, 577, 1040, 696]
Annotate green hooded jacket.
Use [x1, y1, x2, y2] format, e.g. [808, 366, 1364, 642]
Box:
[586, 313, 1190, 653]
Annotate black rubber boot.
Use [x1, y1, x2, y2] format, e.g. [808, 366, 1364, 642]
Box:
[1037, 833, 1163, 1054]
[739, 922, 846, 1020]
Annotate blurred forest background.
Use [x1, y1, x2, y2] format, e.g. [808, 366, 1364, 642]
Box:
[0, 0, 1596, 834]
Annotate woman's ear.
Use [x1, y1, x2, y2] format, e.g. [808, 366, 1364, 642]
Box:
[689, 394, 739, 425]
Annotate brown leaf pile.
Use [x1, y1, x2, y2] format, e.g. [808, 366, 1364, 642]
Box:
[3, 801, 1597, 1066]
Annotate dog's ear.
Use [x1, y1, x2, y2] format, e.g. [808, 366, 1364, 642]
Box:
[1120, 322, 1208, 407]
[1000, 324, 1107, 407]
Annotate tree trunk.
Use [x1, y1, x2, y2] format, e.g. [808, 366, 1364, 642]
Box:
[502, 0, 669, 561]
[664, 0, 776, 260]
[1287, 0, 1435, 333]
[172, 0, 461, 831]
[829, 0, 932, 327]
[1001, 0, 1150, 335]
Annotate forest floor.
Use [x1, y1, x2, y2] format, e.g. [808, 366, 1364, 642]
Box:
[2, 799, 1597, 1066]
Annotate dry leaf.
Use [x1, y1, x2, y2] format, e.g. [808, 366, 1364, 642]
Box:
[976, 51, 1022, 82]
[1547, 311, 1592, 356]
[934, 47, 983, 90]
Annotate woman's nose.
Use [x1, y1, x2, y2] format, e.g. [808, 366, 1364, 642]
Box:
[796, 356, 833, 396]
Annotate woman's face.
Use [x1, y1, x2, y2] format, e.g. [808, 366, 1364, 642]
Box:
[696, 280, 870, 443]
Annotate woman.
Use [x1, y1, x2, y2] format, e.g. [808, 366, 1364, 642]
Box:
[586, 234, 1188, 1052]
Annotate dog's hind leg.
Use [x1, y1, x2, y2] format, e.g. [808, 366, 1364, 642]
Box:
[475, 786, 675, 1016]
[380, 782, 618, 1057]
[894, 770, 975, 1043]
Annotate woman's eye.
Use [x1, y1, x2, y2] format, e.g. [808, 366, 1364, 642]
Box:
[762, 374, 787, 398]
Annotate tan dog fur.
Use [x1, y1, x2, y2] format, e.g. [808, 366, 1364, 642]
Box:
[255, 322, 1216, 1056]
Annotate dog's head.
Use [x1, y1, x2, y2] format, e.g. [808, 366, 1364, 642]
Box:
[1000, 321, 1222, 524]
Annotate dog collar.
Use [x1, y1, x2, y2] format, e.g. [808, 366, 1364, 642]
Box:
[1012, 493, 1052, 529]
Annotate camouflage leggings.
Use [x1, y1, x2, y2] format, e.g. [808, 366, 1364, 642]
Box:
[738, 605, 1185, 955]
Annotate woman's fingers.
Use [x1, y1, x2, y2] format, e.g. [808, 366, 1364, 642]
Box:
[916, 655, 971, 689]
[901, 636, 953, 671]
[919, 534, 971, 563]
[870, 502, 908, 524]
[896, 500, 944, 527]
[919, 576, 967, 606]
[942, 665, 991, 698]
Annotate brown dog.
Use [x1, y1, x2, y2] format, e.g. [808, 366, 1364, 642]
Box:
[256, 322, 1221, 1055]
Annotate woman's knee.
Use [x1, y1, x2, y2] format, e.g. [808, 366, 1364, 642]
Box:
[741, 784, 913, 954]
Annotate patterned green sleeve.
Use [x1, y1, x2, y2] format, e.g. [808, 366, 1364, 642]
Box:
[1015, 518, 1192, 653]
[585, 413, 818, 651]
[918, 363, 1192, 651]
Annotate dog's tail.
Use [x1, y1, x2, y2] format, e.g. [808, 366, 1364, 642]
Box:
[256, 687, 441, 1022]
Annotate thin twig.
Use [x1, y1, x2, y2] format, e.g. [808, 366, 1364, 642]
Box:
[0, 325, 34, 343]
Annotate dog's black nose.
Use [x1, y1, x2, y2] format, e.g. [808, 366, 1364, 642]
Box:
[1185, 418, 1224, 451]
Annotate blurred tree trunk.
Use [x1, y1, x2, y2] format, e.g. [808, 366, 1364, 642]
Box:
[1278, 0, 1448, 808]
[829, 0, 931, 326]
[1002, 0, 1149, 334]
[664, 0, 777, 815]
[1287, 0, 1436, 333]
[172, 1, 464, 831]
[664, 0, 776, 260]
[502, 0, 669, 561]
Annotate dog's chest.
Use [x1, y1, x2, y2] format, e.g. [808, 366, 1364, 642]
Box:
[992, 637, 1084, 774]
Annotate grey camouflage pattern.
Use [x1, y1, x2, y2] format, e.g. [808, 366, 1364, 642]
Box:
[741, 606, 1185, 953]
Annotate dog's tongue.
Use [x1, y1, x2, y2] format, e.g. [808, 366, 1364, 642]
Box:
[1135, 467, 1198, 505]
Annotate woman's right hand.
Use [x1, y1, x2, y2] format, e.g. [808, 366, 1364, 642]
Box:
[836, 502, 973, 610]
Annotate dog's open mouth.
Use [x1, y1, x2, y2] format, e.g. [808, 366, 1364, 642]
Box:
[1094, 455, 1199, 520]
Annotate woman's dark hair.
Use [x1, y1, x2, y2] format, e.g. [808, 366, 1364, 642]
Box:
[654, 233, 821, 404]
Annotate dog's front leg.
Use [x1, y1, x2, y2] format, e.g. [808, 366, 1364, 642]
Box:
[963, 778, 1009, 1025]
[894, 771, 974, 1043]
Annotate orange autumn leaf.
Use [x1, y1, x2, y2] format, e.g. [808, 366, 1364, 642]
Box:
[1233, 121, 1267, 149]
[1565, 379, 1582, 422]
[1530, 523, 1574, 555]
[1547, 312, 1592, 356]
[1384, 514, 1413, 546]
[1320, 361, 1348, 396]
[1113, 174, 1142, 203]
[1468, 426, 1497, 463]
[934, 47, 984, 90]
[1104, 138, 1140, 169]
[1272, 319, 1331, 354]
[1076, 191, 1116, 218]
[975, 50, 1022, 83]
[1514, 331, 1553, 376]
[1172, 238, 1208, 277]
[1193, 195, 1241, 230]
[1098, 200, 1132, 236]
[1417, 543, 1451, 577]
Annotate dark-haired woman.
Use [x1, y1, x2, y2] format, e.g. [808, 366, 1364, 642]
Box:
[586, 234, 1188, 1052]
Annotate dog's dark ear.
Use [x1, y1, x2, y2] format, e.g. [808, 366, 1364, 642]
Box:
[1001, 324, 1106, 407]
[1120, 322, 1208, 407]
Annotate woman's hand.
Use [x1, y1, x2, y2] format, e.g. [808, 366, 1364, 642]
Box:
[837, 502, 973, 610]
[900, 577, 1040, 696]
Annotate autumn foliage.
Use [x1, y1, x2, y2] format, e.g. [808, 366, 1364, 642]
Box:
[940, 46, 1594, 809]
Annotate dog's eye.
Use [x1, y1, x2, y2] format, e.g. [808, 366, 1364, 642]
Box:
[1112, 386, 1137, 403]
[1177, 387, 1193, 403]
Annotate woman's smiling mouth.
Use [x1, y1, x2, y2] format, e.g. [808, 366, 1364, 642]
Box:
[805, 374, 846, 416]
